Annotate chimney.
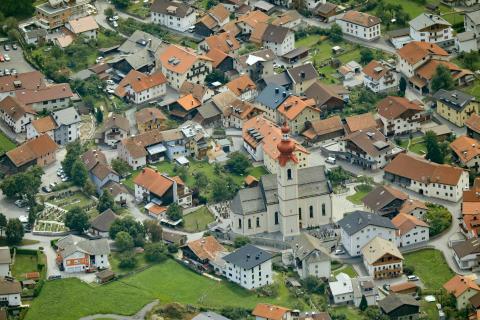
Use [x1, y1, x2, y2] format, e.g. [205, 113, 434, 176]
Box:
[275, 87, 279, 94]
[300, 71, 305, 79]
[282, 91, 287, 98]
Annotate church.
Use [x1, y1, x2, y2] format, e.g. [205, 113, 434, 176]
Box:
[230, 125, 333, 240]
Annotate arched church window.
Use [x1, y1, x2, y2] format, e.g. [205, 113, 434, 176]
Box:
[287, 169, 292, 180]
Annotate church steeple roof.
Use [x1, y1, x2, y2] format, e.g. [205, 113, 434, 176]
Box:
[277, 123, 298, 167]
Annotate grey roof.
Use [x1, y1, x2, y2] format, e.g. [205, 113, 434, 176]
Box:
[254, 0, 275, 11]
[58, 235, 110, 258]
[466, 10, 480, 25]
[70, 69, 95, 81]
[286, 63, 319, 84]
[452, 238, 480, 258]
[192, 312, 231, 320]
[262, 24, 291, 43]
[282, 46, 309, 59]
[338, 211, 397, 236]
[457, 31, 476, 42]
[151, 0, 194, 17]
[118, 30, 163, 54]
[378, 293, 420, 314]
[292, 233, 330, 263]
[409, 13, 451, 30]
[352, 276, 377, 300]
[223, 244, 272, 269]
[25, 28, 47, 39]
[90, 209, 119, 233]
[196, 101, 221, 119]
[263, 72, 292, 88]
[315, 2, 337, 15]
[362, 185, 407, 213]
[52, 107, 80, 126]
[231, 166, 331, 216]
[433, 89, 475, 111]
[0, 247, 11, 265]
[0, 278, 21, 295]
[255, 83, 291, 110]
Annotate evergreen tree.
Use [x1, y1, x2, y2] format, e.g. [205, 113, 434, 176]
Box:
[359, 294, 368, 311]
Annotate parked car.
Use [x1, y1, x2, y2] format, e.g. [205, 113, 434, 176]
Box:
[0, 70, 3, 77]
[95, 56, 104, 64]
[334, 249, 345, 255]
[0, 55, 4, 62]
[61, 176, 69, 182]
[112, 21, 118, 28]
[383, 284, 390, 291]
[10, 68, 16, 75]
[3, 44, 10, 51]
[407, 275, 419, 281]
[12, 44, 18, 50]
[14, 199, 27, 208]
[3, 54, 10, 62]
[106, 79, 115, 85]
[325, 156, 336, 165]
[4, 69, 10, 75]
[188, 26, 195, 33]
[111, 15, 119, 21]
[48, 275, 62, 280]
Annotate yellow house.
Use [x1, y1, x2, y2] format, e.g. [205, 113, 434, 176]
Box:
[443, 274, 480, 310]
[277, 95, 321, 134]
[434, 89, 479, 127]
[135, 107, 167, 133]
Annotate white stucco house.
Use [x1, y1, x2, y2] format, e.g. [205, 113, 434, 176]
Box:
[0, 96, 36, 134]
[362, 60, 399, 93]
[56, 235, 110, 273]
[150, 0, 196, 32]
[292, 233, 331, 279]
[115, 70, 167, 105]
[337, 11, 381, 41]
[392, 213, 429, 248]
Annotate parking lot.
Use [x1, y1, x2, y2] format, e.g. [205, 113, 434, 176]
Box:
[0, 43, 35, 74]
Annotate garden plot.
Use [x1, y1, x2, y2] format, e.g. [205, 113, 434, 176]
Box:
[33, 203, 69, 235]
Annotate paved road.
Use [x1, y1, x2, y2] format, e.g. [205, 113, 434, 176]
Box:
[79, 300, 159, 320]
[0, 46, 34, 74]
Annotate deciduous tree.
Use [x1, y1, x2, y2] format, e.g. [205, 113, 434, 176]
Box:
[5, 218, 24, 245]
[65, 207, 90, 233]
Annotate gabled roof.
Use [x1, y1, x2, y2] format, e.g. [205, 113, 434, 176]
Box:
[272, 10, 301, 27]
[302, 115, 344, 140]
[90, 209, 118, 232]
[225, 74, 256, 97]
[135, 107, 167, 125]
[450, 136, 480, 163]
[255, 84, 291, 110]
[81, 149, 108, 171]
[397, 41, 448, 65]
[101, 114, 130, 133]
[30, 116, 58, 134]
[377, 96, 423, 120]
[416, 60, 470, 81]
[0, 278, 21, 295]
[6, 134, 57, 167]
[205, 32, 240, 53]
[223, 244, 272, 269]
[362, 185, 408, 212]
[384, 153, 465, 186]
[118, 30, 163, 54]
[206, 48, 230, 68]
[465, 113, 480, 134]
[133, 167, 174, 197]
[261, 24, 292, 43]
[444, 274, 480, 297]
[15, 84, 74, 105]
[150, 0, 194, 17]
[177, 94, 201, 111]
[208, 3, 229, 22]
[52, 106, 80, 126]
[0, 71, 45, 94]
[186, 236, 225, 261]
[236, 10, 269, 28]
[304, 81, 347, 107]
[338, 210, 396, 236]
[286, 63, 319, 84]
[0, 96, 36, 121]
[292, 233, 329, 262]
[361, 236, 403, 265]
[67, 16, 99, 34]
[433, 89, 476, 112]
[277, 95, 318, 121]
[466, 9, 480, 24]
[378, 294, 419, 314]
[363, 60, 394, 81]
[252, 304, 291, 320]
[452, 238, 480, 259]
[192, 312, 232, 320]
[345, 112, 377, 133]
[116, 70, 166, 97]
[409, 13, 450, 31]
[340, 10, 381, 27]
[398, 199, 427, 214]
[159, 45, 212, 74]
[391, 212, 429, 235]
[343, 128, 394, 157]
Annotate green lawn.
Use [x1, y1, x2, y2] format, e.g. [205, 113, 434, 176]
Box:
[109, 252, 150, 275]
[421, 301, 440, 320]
[464, 80, 480, 99]
[182, 207, 215, 233]
[398, 137, 427, 155]
[125, 1, 150, 18]
[0, 238, 39, 247]
[12, 253, 39, 281]
[329, 305, 363, 320]
[403, 249, 454, 290]
[0, 131, 15, 156]
[27, 259, 304, 320]
[333, 265, 358, 278]
[346, 184, 373, 205]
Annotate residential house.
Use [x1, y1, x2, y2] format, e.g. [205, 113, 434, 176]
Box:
[409, 13, 454, 48]
[213, 91, 263, 129]
[362, 185, 408, 218]
[0, 278, 21, 307]
[236, 10, 269, 37]
[200, 32, 240, 55]
[135, 107, 167, 133]
[378, 294, 420, 320]
[277, 95, 320, 134]
[134, 167, 192, 207]
[0, 71, 44, 100]
[304, 81, 348, 114]
[223, 244, 273, 289]
[0, 96, 36, 133]
[65, 15, 99, 40]
[315, 2, 338, 22]
[444, 274, 480, 309]
[255, 84, 292, 123]
[453, 238, 480, 270]
[466, 114, 480, 140]
[456, 31, 479, 53]
[225, 74, 257, 101]
[292, 233, 331, 279]
[81, 149, 120, 193]
[301, 115, 345, 144]
[97, 114, 130, 147]
[195, 4, 230, 36]
[242, 115, 309, 173]
[180, 121, 210, 160]
[158, 44, 213, 90]
[252, 303, 292, 320]
[384, 153, 469, 202]
[286, 63, 319, 95]
[329, 273, 377, 307]
[392, 213, 429, 247]
[415, 60, 474, 93]
[50, 107, 80, 145]
[362, 236, 403, 279]
[235, 49, 276, 82]
[103, 181, 129, 207]
[180, 81, 213, 103]
[26, 116, 57, 141]
[0, 248, 11, 277]
[150, 0, 196, 32]
[232, 124, 331, 239]
[14, 83, 74, 112]
[338, 211, 397, 257]
[377, 96, 424, 136]
[118, 128, 186, 169]
[272, 10, 302, 29]
[465, 10, 480, 38]
[337, 11, 381, 41]
[329, 273, 354, 304]
[398, 199, 428, 219]
[5, 134, 57, 171]
[344, 112, 377, 133]
[362, 60, 399, 93]
[339, 128, 400, 170]
[34, 0, 89, 30]
[433, 89, 479, 127]
[20, 24, 47, 46]
[115, 70, 167, 105]
[450, 135, 480, 169]
[169, 93, 202, 120]
[56, 235, 110, 273]
[89, 209, 118, 238]
[257, 24, 295, 57]
[183, 236, 226, 271]
[351, 276, 378, 307]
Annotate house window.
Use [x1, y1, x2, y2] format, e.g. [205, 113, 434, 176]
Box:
[309, 206, 313, 218]
[287, 169, 292, 180]
[238, 219, 242, 229]
[274, 212, 279, 225]
[298, 208, 302, 220]
[248, 219, 252, 229]
[256, 217, 260, 228]
[322, 204, 326, 216]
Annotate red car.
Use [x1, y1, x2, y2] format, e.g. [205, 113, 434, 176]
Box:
[0, 55, 4, 62]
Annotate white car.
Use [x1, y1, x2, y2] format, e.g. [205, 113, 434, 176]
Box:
[3, 54, 10, 62]
[407, 275, 419, 281]
[334, 249, 345, 255]
[106, 79, 115, 86]
[112, 21, 118, 28]
[325, 156, 336, 165]
[111, 15, 119, 21]
[95, 56, 104, 64]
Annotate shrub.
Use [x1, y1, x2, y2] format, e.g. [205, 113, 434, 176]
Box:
[118, 251, 137, 269]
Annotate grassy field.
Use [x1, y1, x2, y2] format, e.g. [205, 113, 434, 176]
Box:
[333, 265, 358, 278]
[12, 253, 40, 280]
[346, 184, 373, 205]
[421, 300, 440, 320]
[398, 137, 427, 155]
[0, 131, 15, 156]
[464, 80, 480, 99]
[182, 207, 215, 233]
[27, 259, 304, 320]
[109, 252, 150, 275]
[329, 305, 363, 320]
[403, 249, 454, 290]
